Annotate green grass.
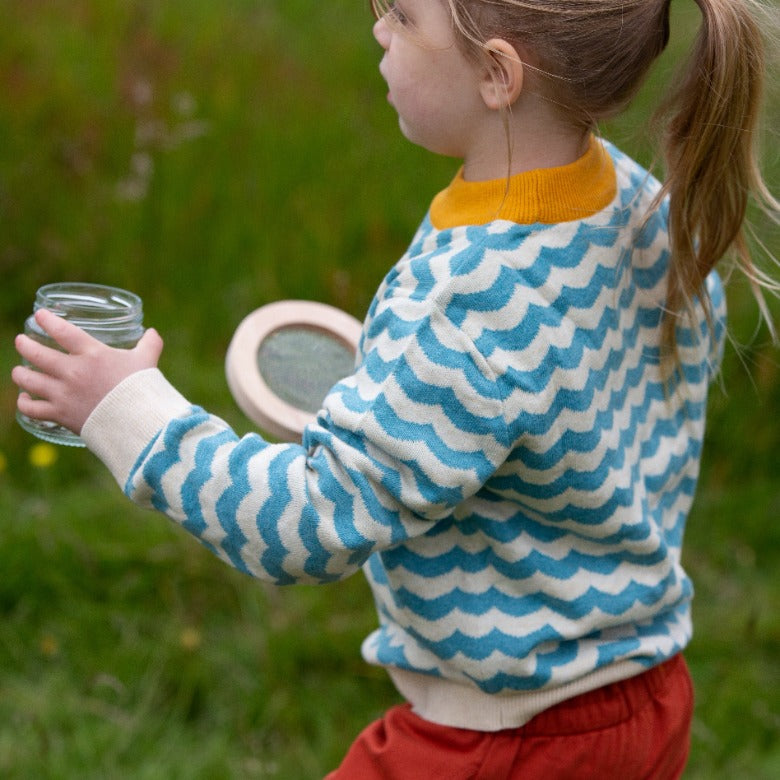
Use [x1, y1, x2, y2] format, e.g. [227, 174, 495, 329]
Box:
[1, 1, 779, 777]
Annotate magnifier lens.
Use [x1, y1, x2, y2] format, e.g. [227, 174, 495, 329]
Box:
[257, 326, 355, 414]
[226, 300, 362, 441]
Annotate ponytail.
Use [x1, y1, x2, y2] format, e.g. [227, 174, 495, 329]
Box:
[653, 0, 779, 360]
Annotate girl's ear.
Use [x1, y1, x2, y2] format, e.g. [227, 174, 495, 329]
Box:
[479, 38, 524, 110]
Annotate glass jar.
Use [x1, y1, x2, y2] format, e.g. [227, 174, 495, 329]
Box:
[17, 282, 145, 447]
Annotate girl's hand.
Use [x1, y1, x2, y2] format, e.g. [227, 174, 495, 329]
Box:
[12, 308, 164, 436]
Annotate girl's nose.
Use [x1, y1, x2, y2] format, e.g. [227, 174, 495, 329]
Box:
[373, 16, 390, 49]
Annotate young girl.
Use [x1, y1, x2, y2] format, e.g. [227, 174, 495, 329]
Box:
[13, 0, 778, 777]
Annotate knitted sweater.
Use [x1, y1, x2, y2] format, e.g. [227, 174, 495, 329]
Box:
[82, 138, 726, 730]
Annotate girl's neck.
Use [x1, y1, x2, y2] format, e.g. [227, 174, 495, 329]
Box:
[462, 99, 590, 182]
[463, 127, 590, 181]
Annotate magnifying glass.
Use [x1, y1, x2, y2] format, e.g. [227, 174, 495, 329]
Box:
[225, 300, 362, 441]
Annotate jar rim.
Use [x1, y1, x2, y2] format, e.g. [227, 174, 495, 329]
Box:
[34, 282, 143, 330]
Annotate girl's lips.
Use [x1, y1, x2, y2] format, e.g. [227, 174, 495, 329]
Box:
[378, 62, 392, 105]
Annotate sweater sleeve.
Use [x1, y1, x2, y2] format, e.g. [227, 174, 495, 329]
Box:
[705, 270, 727, 380]
[80, 306, 511, 585]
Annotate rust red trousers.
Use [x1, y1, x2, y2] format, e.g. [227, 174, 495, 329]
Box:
[326, 654, 693, 779]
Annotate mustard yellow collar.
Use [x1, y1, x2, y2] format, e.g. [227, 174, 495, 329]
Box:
[429, 136, 616, 230]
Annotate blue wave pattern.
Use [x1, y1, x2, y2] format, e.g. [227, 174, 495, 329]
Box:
[124, 143, 725, 694]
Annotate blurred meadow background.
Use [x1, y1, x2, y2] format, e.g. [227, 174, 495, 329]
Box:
[0, 0, 778, 777]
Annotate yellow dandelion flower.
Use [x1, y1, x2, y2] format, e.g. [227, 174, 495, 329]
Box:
[40, 634, 60, 658]
[179, 627, 202, 651]
[29, 442, 58, 469]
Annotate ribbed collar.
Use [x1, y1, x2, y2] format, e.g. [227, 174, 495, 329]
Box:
[429, 136, 616, 230]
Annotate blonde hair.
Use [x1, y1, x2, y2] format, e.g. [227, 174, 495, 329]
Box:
[372, 0, 779, 363]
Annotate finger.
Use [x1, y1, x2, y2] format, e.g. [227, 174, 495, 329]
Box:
[135, 328, 164, 363]
[15, 333, 67, 375]
[34, 308, 100, 353]
[11, 363, 56, 399]
[16, 390, 58, 422]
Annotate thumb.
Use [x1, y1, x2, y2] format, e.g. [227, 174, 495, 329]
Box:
[135, 327, 164, 366]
